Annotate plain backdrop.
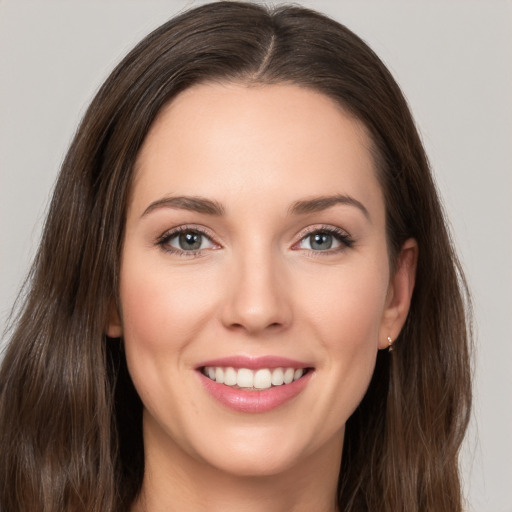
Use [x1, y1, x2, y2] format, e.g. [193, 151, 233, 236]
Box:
[1, 1, 511, 510]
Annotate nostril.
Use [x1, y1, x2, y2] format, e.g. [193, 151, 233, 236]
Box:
[226, 320, 285, 334]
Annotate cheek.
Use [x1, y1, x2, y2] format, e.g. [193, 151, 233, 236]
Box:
[117, 255, 219, 408]
[119, 257, 217, 352]
[299, 257, 388, 423]
[304, 257, 389, 351]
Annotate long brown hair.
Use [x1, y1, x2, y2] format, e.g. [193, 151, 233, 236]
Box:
[0, 2, 471, 511]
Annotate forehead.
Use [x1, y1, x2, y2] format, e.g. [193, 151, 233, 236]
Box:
[131, 82, 383, 220]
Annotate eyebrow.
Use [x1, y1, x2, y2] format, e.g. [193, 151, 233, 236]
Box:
[141, 193, 369, 220]
[289, 194, 370, 220]
[142, 195, 225, 217]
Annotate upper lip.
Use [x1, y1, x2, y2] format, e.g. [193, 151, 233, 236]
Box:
[195, 355, 313, 370]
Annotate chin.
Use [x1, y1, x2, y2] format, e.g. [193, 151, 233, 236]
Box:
[204, 448, 304, 479]
[187, 421, 335, 479]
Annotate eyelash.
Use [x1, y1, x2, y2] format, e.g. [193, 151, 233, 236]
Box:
[156, 225, 216, 257]
[293, 225, 355, 255]
[156, 224, 354, 257]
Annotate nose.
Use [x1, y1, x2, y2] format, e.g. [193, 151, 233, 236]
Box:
[220, 248, 293, 335]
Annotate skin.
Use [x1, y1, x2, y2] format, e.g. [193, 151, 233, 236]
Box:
[108, 82, 417, 512]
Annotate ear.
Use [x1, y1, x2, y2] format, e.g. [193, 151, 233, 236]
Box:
[378, 238, 418, 349]
[106, 300, 123, 338]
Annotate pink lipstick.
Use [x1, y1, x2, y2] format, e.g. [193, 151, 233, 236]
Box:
[196, 356, 314, 413]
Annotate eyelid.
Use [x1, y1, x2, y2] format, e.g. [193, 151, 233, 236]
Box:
[156, 224, 221, 256]
[155, 223, 353, 256]
[292, 224, 354, 252]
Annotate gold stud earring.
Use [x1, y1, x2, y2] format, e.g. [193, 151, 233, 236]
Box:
[387, 336, 393, 352]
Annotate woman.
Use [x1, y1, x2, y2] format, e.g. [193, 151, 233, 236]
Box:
[0, 2, 471, 511]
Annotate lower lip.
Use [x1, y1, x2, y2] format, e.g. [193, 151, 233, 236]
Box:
[198, 370, 313, 413]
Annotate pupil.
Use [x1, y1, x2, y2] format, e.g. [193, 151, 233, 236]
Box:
[179, 232, 201, 250]
[311, 233, 332, 250]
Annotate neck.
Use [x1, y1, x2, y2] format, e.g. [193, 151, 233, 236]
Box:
[131, 415, 343, 512]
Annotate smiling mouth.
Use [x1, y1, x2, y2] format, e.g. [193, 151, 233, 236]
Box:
[201, 366, 312, 390]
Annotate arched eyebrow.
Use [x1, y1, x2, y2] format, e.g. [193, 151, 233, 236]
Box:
[289, 194, 370, 220]
[141, 193, 369, 220]
[142, 195, 225, 217]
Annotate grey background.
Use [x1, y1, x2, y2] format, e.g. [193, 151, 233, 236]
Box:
[1, 1, 511, 510]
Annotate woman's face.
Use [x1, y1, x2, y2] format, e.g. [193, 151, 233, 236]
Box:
[109, 83, 414, 479]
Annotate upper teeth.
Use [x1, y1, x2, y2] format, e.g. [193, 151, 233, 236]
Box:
[203, 366, 305, 390]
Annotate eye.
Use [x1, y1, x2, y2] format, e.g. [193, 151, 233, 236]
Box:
[295, 227, 354, 252]
[157, 227, 218, 254]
